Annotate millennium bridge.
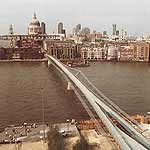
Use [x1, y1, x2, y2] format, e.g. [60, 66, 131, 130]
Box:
[46, 54, 150, 150]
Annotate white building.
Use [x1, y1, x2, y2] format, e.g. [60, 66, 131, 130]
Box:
[82, 47, 107, 60]
[107, 46, 118, 60]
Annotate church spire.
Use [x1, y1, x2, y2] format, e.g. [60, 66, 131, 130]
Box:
[33, 12, 37, 19]
[9, 24, 14, 35]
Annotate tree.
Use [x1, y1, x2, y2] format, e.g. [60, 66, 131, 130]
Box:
[73, 134, 98, 150]
[47, 126, 65, 150]
[73, 135, 89, 150]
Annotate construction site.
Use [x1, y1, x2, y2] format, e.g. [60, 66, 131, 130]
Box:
[0, 114, 150, 150]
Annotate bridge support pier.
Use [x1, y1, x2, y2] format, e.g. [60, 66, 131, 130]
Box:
[48, 59, 52, 66]
[67, 82, 72, 90]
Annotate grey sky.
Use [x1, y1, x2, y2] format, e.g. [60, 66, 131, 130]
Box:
[0, 0, 150, 35]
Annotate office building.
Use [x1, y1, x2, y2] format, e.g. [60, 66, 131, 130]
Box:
[44, 40, 81, 60]
[41, 22, 46, 34]
[58, 22, 63, 34]
[112, 24, 117, 35]
[129, 42, 150, 62]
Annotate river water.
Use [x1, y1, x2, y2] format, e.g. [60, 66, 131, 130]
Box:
[0, 61, 150, 126]
[0, 62, 88, 127]
[78, 62, 150, 115]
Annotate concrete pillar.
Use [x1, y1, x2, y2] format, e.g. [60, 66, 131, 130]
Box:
[48, 59, 52, 66]
[67, 82, 72, 90]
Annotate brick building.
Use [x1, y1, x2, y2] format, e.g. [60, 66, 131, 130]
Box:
[0, 47, 44, 60]
[129, 42, 150, 62]
[44, 40, 81, 60]
[118, 46, 133, 61]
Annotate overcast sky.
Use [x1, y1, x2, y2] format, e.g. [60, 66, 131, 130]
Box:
[0, 0, 150, 35]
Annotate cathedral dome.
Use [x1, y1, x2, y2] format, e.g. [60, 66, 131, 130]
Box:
[29, 13, 40, 26]
[28, 13, 42, 35]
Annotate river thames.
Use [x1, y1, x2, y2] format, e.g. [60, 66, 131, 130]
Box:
[0, 61, 150, 126]
[79, 62, 150, 115]
[0, 62, 88, 127]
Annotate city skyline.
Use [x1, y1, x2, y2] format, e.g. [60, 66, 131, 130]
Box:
[0, 0, 150, 35]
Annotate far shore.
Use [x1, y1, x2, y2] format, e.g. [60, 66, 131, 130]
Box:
[0, 58, 48, 62]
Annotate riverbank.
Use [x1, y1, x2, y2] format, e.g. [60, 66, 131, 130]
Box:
[0, 58, 48, 62]
[4, 118, 150, 150]
[0, 120, 119, 150]
[88, 59, 150, 64]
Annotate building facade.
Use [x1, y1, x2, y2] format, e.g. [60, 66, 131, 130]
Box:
[112, 24, 117, 35]
[0, 47, 44, 60]
[117, 46, 133, 61]
[129, 42, 150, 62]
[58, 22, 63, 34]
[44, 40, 81, 60]
[107, 46, 118, 60]
[117, 42, 150, 62]
[81, 46, 107, 60]
[41, 22, 46, 34]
